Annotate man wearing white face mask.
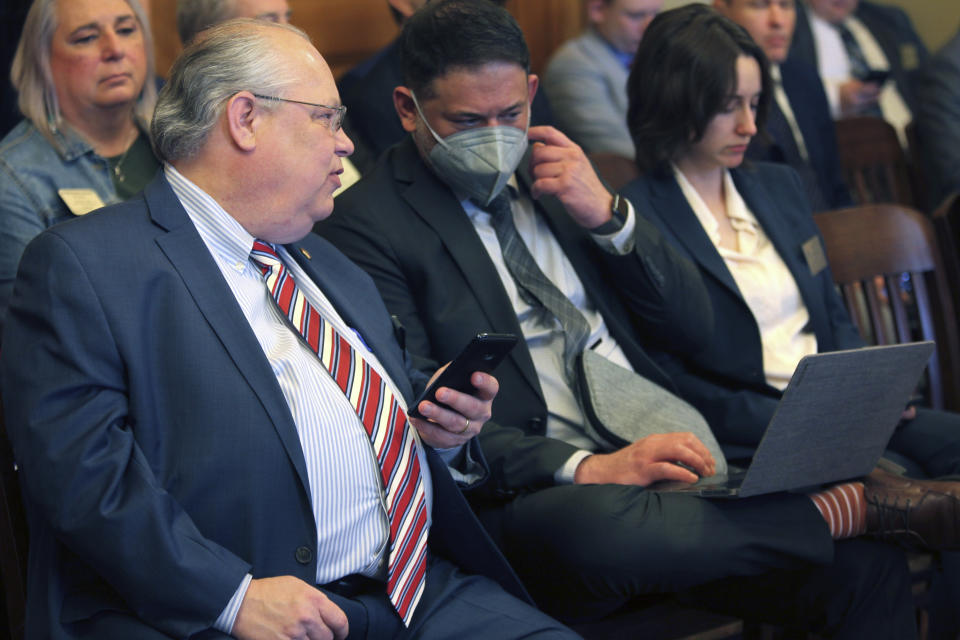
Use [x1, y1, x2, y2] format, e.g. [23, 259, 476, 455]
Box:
[318, 1, 940, 634]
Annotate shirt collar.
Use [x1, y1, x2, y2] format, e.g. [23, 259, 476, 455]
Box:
[47, 123, 96, 162]
[591, 27, 633, 69]
[48, 118, 147, 162]
[164, 163, 258, 269]
[672, 165, 757, 245]
[769, 64, 783, 84]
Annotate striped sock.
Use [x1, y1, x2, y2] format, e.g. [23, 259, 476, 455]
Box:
[809, 482, 867, 539]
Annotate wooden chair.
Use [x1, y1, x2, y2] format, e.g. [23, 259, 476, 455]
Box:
[588, 152, 640, 193]
[835, 117, 918, 208]
[813, 204, 960, 412]
[0, 395, 27, 640]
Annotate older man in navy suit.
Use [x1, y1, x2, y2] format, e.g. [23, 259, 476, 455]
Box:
[0, 18, 576, 640]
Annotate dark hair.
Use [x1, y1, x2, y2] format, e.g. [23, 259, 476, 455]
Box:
[399, 0, 530, 98]
[626, 4, 771, 172]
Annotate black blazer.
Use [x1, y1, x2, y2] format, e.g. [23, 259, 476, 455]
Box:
[620, 163, 864, 449]
[748, 57, 852, 211]
[1, 174, 526, 639]
[318, 136, 713, 494]
[789, 1, 928, 114]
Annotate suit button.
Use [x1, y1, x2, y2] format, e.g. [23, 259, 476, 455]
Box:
[642, 255, 666, 288]
[527, 417, 544, 434]
[295, 546, 313, 564]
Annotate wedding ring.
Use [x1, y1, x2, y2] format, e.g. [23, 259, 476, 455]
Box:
[456, 419, 471, 435]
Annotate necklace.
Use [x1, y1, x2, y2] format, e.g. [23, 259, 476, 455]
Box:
[112, 127, 139, 184]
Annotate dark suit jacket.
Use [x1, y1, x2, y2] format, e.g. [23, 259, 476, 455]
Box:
[317, 136, 712, 495]
[620, 163, 864, 449]
[748, 58, 852, 211]
[789, 1, 928, 113]
[0, 174, 525, 639]
[917, 29, 960, 205]
[339, 40, 556, 162]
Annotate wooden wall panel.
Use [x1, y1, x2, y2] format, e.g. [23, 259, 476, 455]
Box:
[508, 0, 585, 75]
[149, 0, 586, 81]
[285, 0, 398, 80]
[148, 1, 179, 77]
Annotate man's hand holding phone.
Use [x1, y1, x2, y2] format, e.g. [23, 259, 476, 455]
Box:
[407, 333, 517, 449]
[409, 369, 499, 448]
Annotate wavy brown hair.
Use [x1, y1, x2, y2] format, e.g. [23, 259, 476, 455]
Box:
[627, 4, 771, 172]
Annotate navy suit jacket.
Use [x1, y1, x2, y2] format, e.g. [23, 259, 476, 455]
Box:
[317, 136, 713, 495]
[0, 174, 525, 639]
[917, 29, 960, 205]
[620, 163, 864, 449]
[748, 58, 852, 211]
[789, 1, 928, 114]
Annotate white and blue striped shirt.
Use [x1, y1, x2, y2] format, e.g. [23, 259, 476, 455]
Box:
[163, 165, 433, 632]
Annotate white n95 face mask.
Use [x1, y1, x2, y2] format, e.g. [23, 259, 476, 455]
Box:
[412, 91, 529, 206]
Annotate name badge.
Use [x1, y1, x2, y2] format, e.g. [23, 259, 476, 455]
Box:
[58, 189, 106, 216]
[900, 43, 919, 71]
[802, 235, 828, 277]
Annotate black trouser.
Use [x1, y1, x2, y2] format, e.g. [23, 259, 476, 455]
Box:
[492, 483, 917, 639]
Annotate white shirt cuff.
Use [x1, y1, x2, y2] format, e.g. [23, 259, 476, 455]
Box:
[435, 443, 485, 485]
[554, 449, 594, 484]
[214, 573, 253, 634]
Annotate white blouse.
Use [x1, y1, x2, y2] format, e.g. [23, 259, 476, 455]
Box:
[673, 166, 817, 390]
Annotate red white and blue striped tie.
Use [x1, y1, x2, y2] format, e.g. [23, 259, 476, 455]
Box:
[250, 240, 428, 626]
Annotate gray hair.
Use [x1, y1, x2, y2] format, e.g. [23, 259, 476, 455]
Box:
[151, 19, 310, 163]
[176, 0, 235, 45]
[10, 0, 158, 146]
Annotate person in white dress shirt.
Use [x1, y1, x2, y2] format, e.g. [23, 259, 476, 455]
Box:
[788, 0, 927, 145]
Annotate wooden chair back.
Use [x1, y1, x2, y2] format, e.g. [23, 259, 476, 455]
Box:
[835, 116, 917, 207]
[588, 152, 640, 193]
[0, 395, 27, 640]
[814, 204, 960, 411]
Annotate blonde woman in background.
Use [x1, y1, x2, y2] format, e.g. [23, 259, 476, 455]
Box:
[0, 0, 158, 331]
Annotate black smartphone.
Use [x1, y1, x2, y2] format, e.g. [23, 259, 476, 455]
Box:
[860, 69, 890, 84]
[407, 333, 518, 420]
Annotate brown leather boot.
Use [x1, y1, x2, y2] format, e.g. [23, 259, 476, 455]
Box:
[863, 468, 960, 550]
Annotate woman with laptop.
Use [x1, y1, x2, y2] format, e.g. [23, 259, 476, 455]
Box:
[619, 4, 960, 482]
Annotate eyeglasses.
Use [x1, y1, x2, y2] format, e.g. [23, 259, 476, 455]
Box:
[251, 93, 347, 133]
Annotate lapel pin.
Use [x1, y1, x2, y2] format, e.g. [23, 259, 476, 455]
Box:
[300, 248, 312, 260]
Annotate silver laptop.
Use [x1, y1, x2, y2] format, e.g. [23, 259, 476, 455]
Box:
[653, 342, 935, 498]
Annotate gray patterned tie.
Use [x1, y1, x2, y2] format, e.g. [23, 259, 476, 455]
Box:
[484, 195, 729, 470]
[485, 193, 590, 385]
